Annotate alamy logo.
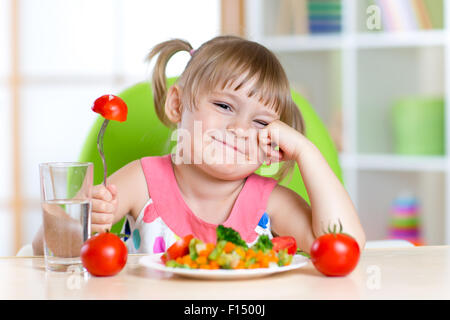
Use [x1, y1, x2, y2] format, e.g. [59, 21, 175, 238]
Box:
[66, 265, 86, 290]
[366, 265, 381, 290]
[366, 5, 382, 31]
[169, 121, 281, 176]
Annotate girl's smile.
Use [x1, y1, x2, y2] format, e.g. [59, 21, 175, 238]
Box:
[211, 135, 246, 157]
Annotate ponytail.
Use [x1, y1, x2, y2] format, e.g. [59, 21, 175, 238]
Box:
[146, 39, 193, 127]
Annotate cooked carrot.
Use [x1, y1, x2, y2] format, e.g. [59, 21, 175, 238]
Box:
[224, 242, 236, 253]
[190, 262, 198, 269]
[196, 256, 208, 265]
[268, 250, 278, 263]
[246, 248, 256, 258]
[207, 243, 215, 254]
[199, 243, 215, 256]
[260, 257, 270, 268]
[182, 255, 192, 265]
[255, 250, 265, 262]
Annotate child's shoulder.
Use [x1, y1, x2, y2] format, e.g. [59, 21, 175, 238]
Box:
[110, 159, 150, 220]
[114, 159, 149, 195]
[116, 158, 145, 176]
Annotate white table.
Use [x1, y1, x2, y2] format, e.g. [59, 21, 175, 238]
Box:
[1, 245, 449, 299]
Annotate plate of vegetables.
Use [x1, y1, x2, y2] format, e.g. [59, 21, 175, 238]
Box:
[139, 225, 309, 280]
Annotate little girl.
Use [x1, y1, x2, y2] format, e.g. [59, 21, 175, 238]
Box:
[33, 35, 365, 255]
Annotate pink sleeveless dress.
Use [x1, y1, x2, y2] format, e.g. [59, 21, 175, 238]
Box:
[124, 155, 278, 254]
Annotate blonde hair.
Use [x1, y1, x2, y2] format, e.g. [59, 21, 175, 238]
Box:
[146, 35, 305, 181]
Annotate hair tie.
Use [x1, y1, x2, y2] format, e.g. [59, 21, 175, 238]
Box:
[189, 49, 195, 57]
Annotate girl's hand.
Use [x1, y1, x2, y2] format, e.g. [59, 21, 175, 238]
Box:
[258, 120, 307, 164]
[91, 184, 118, 234]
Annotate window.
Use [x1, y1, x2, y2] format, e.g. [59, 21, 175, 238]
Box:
[2, 0, 220, 256]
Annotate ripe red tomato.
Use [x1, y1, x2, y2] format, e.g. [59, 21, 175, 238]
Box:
[81, 232, 128, 277]
[310, 232, 360, 277]
[161, 234, 193, 263]
[91, 94, 128, 122]
[272, 236, 297, 255]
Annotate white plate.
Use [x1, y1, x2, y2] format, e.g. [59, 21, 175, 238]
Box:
[139, 253, 310, 280]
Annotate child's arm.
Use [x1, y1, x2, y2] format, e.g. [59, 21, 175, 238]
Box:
[263, 120, 366, 253]
[266, 184, 316, 253]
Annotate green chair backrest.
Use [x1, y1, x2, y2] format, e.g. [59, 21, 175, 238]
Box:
[79, 79, 343, 233]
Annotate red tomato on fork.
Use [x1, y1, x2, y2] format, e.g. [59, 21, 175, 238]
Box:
[91, 94, 128, 122]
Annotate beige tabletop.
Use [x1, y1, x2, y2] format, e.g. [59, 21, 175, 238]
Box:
[1, 245, 449, 300]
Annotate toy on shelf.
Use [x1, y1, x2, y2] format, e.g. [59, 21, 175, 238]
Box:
[391, 96, 444, 155]
[388, 193, 423, 246]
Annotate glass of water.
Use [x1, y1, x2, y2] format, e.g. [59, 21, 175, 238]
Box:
[39, 162, 93, 272]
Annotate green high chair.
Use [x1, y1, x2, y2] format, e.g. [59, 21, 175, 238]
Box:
[78, 79, 343, 234]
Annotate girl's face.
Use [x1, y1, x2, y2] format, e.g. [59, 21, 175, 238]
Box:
[176, 78, 279, 181]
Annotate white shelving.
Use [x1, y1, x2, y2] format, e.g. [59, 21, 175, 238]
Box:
[258, 29, 447, 52]
[355, 30, 447, 48]
[246, 0, 450, 245]
[261, 34, 344, 51]
[340, 154, 447, 172]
